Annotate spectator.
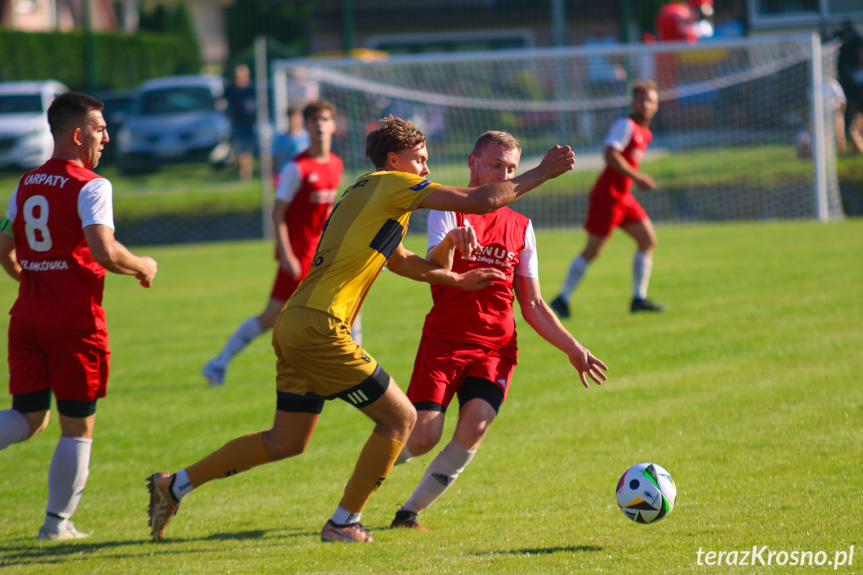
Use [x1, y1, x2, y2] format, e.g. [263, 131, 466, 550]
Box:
[836, 22, 863, 150]
[225, 64, 258, 180]
[796, 74, 850, 159]
[580, 25, 628, 138]
[827, 73, 849, 156]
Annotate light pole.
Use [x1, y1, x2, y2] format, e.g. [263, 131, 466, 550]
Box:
[341, 0, 354, 54]
[83, 0, 97, 92]
[620, 0, 631, 43]
[551, 0, 566, 47]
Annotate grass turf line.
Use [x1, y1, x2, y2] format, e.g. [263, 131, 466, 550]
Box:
[0, 220, 860, 574]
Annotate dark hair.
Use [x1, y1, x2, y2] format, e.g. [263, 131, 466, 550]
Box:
[302, 99, 337, 122]
[632, 80, 658, 98]
[47, 92, 104, 138]
[472, 130, 521, 156]
[366, 115, 426, 170]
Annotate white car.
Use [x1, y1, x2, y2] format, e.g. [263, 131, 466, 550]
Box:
[116, 75, 232, 173]
[0, 80, 69, 170]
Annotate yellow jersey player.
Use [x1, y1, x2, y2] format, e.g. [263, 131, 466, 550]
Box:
[146, 115, 575, 543]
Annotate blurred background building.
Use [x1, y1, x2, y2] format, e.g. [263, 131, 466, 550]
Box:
[2, 1, 860, 68]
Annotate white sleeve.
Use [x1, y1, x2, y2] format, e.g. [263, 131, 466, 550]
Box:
[514, 220, 539, 278]
[5, 185, 19, 222]
[274, 161, 302, 203]
[604, 118, 633, 152]
[828, 79, 846, 107]
[78, 179, 114, 229]
[426, 210, 458, 252]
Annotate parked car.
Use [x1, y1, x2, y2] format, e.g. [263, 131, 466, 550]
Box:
[116, 75, 232, 173]
[94, 88, 137, 164]
[0, 80, 69, 170]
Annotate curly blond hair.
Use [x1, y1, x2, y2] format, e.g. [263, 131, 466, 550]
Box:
[366, 115, 426, 170]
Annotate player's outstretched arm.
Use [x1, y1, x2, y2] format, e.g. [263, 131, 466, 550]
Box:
[83, 224, 158, 287]
[0, 231, 21, 282]
[420, 145, 575, 214]
[272, 199, 301, 278]
[387, 241, 504, 291]
[426, 225, 482, 270]
[605, 147, 655, 190]
[514, 275, 607, 388]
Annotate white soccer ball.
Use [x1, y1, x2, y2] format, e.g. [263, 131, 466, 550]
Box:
[615, 462, 677, 524]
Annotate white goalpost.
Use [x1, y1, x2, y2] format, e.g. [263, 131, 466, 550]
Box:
[269, 34, 845, 230]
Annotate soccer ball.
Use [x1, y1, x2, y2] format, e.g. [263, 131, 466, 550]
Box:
[615, 462, 677, 524]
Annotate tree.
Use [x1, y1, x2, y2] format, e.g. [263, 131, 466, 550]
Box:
[225, 0, 309, 62]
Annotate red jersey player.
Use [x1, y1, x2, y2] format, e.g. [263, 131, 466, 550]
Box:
[0, 92, 157, 540]
[202, 100, 359, 385]
[656, 0, 713, 43]
[653, 1, 713, 95]
[144, 118, 576, 544]
[551, 81, 665, 317]
[390, 131, 607, 530]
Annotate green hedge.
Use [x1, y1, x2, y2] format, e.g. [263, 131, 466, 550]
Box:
[0, 29, 200, 91]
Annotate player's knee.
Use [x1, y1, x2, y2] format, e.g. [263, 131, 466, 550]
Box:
[371, 400, 416, 442]
[582, 247, 601, 261]
[641, 235, 657, 251]
[24, 410, 50, 439]
[465, 419, 492, 443]
[257, 311, 278, 330]
[407, 427, 441, 456]
[398, 403, 417, 435]
[385, 403, 416, 445]
[273, 443, 306, 460]
[262, 430, 307, 461]
[454, 416, 493, 449]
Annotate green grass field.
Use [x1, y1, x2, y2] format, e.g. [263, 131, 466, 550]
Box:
[0, 148, 860, 221]
[0, 220, 861, 574]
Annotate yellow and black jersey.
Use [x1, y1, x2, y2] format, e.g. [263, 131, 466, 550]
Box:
[287, 170, 440, 325]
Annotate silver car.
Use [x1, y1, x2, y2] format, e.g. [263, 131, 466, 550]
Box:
[116, 75, 232, 173]
[0, 80, 69, 170]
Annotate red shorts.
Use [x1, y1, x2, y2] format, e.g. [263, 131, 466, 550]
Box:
[270, 269, 302, 302]
[8, 317, 110, 402]
[407, 336, 517, 409]
[584, 193, 648, 238]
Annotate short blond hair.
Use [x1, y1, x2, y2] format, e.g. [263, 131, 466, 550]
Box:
[303, 99, 337, 122]
[632, 80, 658, 98]
[366, 115, 426, 170]
[472, 131, 521, 156]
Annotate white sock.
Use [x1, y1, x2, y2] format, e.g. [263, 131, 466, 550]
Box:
[402, 441, 475, 514]
[0, 409, 29, 450]
[395, 445, 415, 465]
[560, 255, 589, 302]
[632, 250, 653, 300]
[214, 317, 263, 367]
[172, 469, 194, 501]
[330, 506, 361, 525]
[351, 313, 363, 347]
[43, 437, 92, 533]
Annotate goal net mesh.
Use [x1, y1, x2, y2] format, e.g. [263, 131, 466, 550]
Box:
[272, 36, 844, 230]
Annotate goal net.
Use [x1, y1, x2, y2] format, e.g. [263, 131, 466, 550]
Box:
[271, 34, 844, 231]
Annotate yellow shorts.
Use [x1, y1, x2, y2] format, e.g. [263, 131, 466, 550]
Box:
[273, 306, 384, 406]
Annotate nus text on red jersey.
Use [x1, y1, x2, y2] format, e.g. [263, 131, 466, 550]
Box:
[423, 208, 535, 350]
[276, 150, 343, 265]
